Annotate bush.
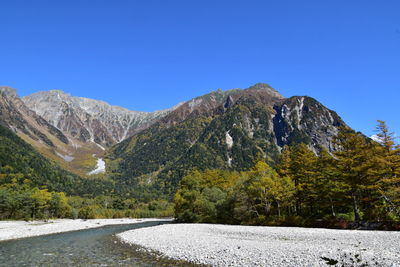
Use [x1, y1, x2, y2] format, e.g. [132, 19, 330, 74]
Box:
[71, 208, 79, 219]
[78, 205, 98, 219]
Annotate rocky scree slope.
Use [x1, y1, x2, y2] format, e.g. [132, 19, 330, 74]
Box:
[22, 90, 177, 147]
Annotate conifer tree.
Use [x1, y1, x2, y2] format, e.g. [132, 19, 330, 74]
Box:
[283, 143, 317, 216]
[372, 120, 400, 218]
[333, 127, 372, 222]
[277, 145, 292, 178]
[313, 148, 345, 218]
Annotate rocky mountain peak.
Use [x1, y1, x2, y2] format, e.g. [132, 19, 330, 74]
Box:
[246, 83, 284, 99]
[0, 86, 18, 98]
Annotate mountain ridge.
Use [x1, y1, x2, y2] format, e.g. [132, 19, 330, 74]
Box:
[2, 83, 346, 197]
[22, 89, 176, 146]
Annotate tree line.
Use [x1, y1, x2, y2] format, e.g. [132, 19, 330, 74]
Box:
[174, 121, 400, 225]
[0, 176, 173, 220]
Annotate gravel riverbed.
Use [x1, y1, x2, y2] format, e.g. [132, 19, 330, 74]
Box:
[117, 223, 400, 266]
[0, 218, 170, 241]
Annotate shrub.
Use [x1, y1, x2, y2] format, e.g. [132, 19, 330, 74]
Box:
[78, 205, 98, 219]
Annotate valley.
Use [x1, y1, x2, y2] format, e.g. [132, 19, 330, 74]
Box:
[2, 1, 399, 266]
[0, 84, 399, 255]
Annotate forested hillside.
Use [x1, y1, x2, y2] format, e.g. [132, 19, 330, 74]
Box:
[0, 124, 100, 194]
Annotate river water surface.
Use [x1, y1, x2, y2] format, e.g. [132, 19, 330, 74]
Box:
[0, 220, 197, 267]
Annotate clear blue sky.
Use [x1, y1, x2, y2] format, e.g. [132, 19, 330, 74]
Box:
[1, 0, 399, 137]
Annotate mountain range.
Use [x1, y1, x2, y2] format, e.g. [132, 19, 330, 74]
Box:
[0, 83, 345, 198]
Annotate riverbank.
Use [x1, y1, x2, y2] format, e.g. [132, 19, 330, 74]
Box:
[118, 223, 400, 267]
[0, 218, 171, 241]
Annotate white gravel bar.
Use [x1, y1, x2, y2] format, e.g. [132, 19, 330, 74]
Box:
[117, 223, 400, 267]
[0, 218, 169, 241]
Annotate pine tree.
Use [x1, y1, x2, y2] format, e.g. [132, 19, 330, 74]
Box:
[313, 148, 345, 218]
[333, 127, 372, 222]
[372, 120, 400, 218]
[277, 145, 292, 178]
[285, 143, 318, 216]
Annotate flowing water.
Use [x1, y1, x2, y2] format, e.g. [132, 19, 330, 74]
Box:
[0, 220, 197, 267]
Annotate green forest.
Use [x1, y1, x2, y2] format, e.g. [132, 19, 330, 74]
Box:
[174, 121, 400, 227]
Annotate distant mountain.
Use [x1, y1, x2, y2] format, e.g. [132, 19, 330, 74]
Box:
[22, 90, 178, 147]
[107, 83, 345, 196]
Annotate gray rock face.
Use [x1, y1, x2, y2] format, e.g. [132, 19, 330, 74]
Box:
[0, 87, 69, 147]
[22, 90, 176, 147]
[273, 96, 343, 152]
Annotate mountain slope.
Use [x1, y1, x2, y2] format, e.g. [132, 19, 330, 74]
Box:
[107, 83, 345, 196]
[0, 87, 69, 147]
[0, 123, 113, 196]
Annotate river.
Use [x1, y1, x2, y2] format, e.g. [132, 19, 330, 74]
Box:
[0, 220, 197, 267]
